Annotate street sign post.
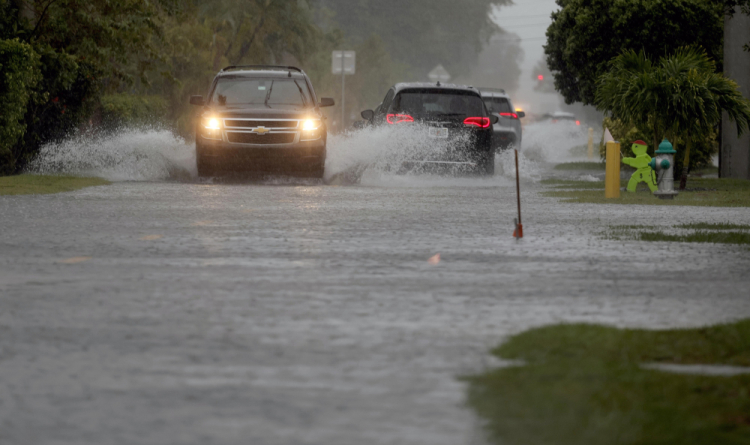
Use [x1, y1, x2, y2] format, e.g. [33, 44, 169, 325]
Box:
[428, 64, 451, 83]
[332, 51, 356, 128]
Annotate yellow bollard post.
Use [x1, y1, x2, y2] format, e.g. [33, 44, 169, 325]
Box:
[587, 128, 594, 159]
[605, 141, 621, 198]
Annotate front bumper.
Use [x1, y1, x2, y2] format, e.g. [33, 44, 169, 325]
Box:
[197, 137, 326, 172]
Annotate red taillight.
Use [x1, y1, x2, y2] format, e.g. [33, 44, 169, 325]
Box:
[463, 117, 491, 128]
[387, 114, 414, 124]
[576, 120, 581, 126]
[499, 112, 519, 120]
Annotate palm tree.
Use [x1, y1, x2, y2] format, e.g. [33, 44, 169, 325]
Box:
[596, 47, 750, 190]
[660, 48, 750, 189]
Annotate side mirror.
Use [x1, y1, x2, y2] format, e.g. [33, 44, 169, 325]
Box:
[491, 115, 499, 125]
[319, 97, 335, 108]
[516, 111, 526, 118]
[190, 95, 204, 106]
[361, 109, 374, 120]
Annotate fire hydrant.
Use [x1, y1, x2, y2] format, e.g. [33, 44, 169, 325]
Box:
[649, 138, 678, 199]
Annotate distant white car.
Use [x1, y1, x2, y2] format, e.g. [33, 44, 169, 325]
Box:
[543, 111, 580, 126]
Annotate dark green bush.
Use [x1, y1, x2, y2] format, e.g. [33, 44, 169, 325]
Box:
[99, 94, 168, 130]
[0, 39, 41, 175]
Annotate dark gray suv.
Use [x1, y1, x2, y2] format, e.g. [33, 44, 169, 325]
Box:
[189, 65, 335, 177]
[359, 83, 498, 176]
[479, 88, 525, 151]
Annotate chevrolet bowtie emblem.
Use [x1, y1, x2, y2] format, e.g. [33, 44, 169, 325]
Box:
[252, 127, 271, 135]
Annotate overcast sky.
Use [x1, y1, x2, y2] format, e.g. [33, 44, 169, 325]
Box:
[491, 0, 561, 111]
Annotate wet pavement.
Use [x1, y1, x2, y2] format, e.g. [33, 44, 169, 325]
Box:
[2, 158, 750, 444]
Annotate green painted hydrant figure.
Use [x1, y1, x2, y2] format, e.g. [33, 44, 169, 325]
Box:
[622, 140, 657, 193]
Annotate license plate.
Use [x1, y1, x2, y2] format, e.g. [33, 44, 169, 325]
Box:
[428, 127, 449, 139]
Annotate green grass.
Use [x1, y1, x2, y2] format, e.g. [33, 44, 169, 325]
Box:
[553, 161, 606, 171]
[542, 178, 612, 190]
[603, 224, 750, 245]
[544, 178, 750, 207]
[465, 320, 750, 445]
[639, 231, 750, 245]
[676, 223, 750, 231]
[0, 174, 110, 195]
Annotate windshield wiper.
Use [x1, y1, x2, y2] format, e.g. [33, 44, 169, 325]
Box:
[264, 81, 274, 108]
[293, 80, 308, 107]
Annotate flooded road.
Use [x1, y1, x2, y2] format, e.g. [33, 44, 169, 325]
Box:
[2, 127, 750, 445]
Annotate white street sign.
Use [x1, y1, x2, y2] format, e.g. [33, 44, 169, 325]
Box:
[332, 51, 356, 75]
[428, 64, 451, 83]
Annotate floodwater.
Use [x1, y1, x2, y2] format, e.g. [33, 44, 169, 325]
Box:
[3, 123, 749, 445]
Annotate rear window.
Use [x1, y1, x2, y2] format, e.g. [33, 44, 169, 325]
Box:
[483, 97, 512, 113]
[391, 89, 485, 116]
[210, 77, 311, 107]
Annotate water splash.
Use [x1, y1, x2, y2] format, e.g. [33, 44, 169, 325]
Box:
[520, 121, 595, 164]
[27, 129, 196, 182]
[325, 124, 534, 186]
[495, 149, 542, 183]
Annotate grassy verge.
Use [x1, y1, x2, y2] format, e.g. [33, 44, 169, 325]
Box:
[639, 231, 750, 245]
[465, 320, 750, 445]
[603, 223, 750, 245]
[553, 161, 606, 171]
[544, 178, 750, 207]
[0, 175, 110, 196]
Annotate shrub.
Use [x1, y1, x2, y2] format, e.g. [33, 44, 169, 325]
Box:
[0, 39, 41, 175]
[99, 94, 169, 130]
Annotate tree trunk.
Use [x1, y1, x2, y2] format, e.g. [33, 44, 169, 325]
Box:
[679, 134, 691, 190]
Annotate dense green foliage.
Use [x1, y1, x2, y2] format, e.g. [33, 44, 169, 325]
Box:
[0, 38, 40, 173]
[0, 0, 176, 174]
[545, 0, 725, 106]
[99, 94, 168, 130]
[596, 48, 750, 186]
[466, 320, 750, 445]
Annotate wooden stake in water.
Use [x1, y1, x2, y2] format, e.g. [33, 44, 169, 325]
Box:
[514, 149, 523, 238]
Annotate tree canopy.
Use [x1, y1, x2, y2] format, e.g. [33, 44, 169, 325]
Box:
[545, 0, 725, 105]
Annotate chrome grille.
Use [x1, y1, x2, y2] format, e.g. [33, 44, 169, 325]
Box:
[226, 132, 296, 144]
[224, 119, 298, 129]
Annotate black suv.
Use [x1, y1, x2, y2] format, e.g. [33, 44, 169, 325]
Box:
[189, 66, 334, 177]
[360, 83, 498, 175]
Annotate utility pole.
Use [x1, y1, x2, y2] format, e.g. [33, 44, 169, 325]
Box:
[721, 7, 750, 179]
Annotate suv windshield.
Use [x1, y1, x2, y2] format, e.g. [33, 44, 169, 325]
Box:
[483, 97, 512, 113]
[211, 77, 311, 108]
[391, 89, 485, 116]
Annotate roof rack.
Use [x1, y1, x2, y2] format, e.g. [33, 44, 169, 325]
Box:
[220, 65, 304, 73]
[478, 87, 506, 94]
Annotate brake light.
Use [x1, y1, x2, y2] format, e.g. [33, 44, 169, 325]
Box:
[387, 114, 414, 124]
[463, 117, 491, 128]
[576, 120, 581, 126]
[499, 112, 519, 119]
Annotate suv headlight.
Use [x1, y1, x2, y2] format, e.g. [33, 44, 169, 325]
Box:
[302, 119, 322, 131]
[200, 117, 222, 140]
[204, 118, 221, 130]
[300, 119, 323, 141]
